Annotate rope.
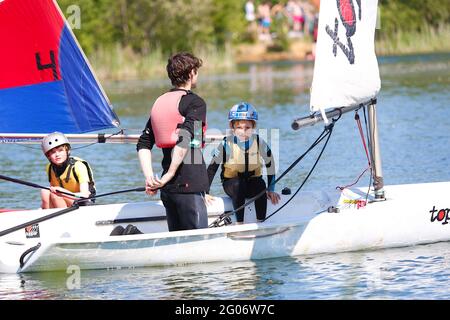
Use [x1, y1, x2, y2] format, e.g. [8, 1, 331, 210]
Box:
[9, 129, 125, 151]
[73, 187, 145, 205]
[356, 113, 371, 165]
[336, 110, 372, 191]
[71, 129, 124, 150]
[209, 121, 335, 228]
[0, 173, 79, 199]
[0, 187, 145, 238]
[263, 123, 334, 222]
[363, 106, 373, 203]
[20, 243, 41, 269]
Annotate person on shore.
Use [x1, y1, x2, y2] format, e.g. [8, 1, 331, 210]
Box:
[137, 52, 209, 232]
[206, 102, 280, 224]
[245, 0, 258, 36]
[245, 0, 256, 24]
[290, 0, 305, 33]
[257, 2, 272, 40]
[40, 132, 96, 209]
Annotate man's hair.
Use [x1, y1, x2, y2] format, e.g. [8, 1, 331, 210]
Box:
[166, 52, 203, 87]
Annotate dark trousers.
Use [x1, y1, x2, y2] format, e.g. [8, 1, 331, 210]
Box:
[160, 191, 208, 232]
[223, 177, 267, 223]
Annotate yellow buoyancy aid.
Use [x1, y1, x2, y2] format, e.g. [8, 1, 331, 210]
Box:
[223, 136, 262, 179]
[46, 156, 96, 194]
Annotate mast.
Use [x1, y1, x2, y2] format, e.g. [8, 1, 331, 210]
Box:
[368, 101, 385, 200]
[292, 98, 386, 200]
[292, 0, 385, 198]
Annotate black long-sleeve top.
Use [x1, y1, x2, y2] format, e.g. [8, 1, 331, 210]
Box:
[137, 89, 209, 193]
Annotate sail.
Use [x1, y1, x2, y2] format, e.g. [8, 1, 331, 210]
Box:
[310, 0, 380, 113]
[0, 0, 120, 134]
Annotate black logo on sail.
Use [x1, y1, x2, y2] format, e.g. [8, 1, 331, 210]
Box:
[326, 0, 362, 64]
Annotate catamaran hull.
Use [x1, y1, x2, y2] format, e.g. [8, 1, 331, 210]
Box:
[1, 181, 449, 273]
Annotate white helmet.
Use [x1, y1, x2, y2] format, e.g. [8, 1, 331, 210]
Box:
[41, 132, 70, 154]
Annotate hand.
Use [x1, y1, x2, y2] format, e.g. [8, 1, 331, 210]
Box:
[145, 176, 159, 196]
[145, 188, 158, 196]
[157, 172, 175, 188]
[49, 186, 77, 200]
[267, 191, 280, 205]
[49, 186, 66, 195]
[145, 175, 159, 190]
[204, 194, 216, 207]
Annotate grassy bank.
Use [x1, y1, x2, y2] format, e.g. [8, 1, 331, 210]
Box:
[376, 24, 450, 56]
[90, 44, 236, 81]
[89, 25, 450, 81]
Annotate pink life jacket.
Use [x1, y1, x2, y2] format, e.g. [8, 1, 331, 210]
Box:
[151, 91, 186, 148]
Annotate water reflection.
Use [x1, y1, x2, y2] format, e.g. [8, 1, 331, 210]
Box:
[0, 273, 59, 300]
[286, 241, 450, 299]
[1, 241, 450, 299]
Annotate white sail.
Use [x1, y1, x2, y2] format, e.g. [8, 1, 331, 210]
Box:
[310, 0, 380, 113]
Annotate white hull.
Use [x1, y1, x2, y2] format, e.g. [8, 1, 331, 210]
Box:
[1, 181, 449, 273]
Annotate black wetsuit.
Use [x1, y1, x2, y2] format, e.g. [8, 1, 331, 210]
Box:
[137, 88, 209, 231]
[207, 135, 276, 223]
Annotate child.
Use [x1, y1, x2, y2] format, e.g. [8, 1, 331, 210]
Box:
[207, 102, 280, 224]
[40, 132, 96, 208]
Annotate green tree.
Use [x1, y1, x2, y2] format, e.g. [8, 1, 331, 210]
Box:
[58, 0, 122, 54]
[379, 0, 450, 35]
[58, 0, 248, 54]
[211, 0, 247, 45]
[56, 0, 450, 57]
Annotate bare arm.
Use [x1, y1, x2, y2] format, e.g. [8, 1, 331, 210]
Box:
[157, 145, 188, 186]
[138, 148, 154, 180]
[138, 148, 160, 195]
[78, 182, 91, 198]
[137, 118, 158, 194]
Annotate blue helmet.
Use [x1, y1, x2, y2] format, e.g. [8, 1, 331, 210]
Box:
[228, 102, 258, 122]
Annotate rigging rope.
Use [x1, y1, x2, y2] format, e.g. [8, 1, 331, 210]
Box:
[71, 129, 125, 150]
[209, 120, 336, 228]
[363, 106, 373, 203]
[263, 123, 334, 222]
[9, 129, 125, 151]
[336, 109, 372, 191]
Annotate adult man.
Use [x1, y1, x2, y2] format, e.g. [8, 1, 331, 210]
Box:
[137, 52, 209, 232]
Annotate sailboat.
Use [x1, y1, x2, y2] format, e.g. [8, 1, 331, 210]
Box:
[1, 0, 449, 273]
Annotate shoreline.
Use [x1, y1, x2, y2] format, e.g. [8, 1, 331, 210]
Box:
[234, 40, 315, 64]
[99, 50, 450, 86]
[91, 39, 450, 82]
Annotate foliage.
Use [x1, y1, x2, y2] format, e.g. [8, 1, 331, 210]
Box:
[57, 0, 246, 55]
[378, 0, 450, 37]
[56, 0, 450, 54]
[54, 0, 450, 80]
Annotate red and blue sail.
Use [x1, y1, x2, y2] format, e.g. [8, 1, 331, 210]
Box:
[0, 0, 120, 134]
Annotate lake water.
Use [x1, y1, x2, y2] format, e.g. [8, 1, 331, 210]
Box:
[0, 53, 449, 300]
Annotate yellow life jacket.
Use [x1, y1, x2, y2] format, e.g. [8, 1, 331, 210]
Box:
[46, 156, 96, 195]
[223, 136, 262, 179]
